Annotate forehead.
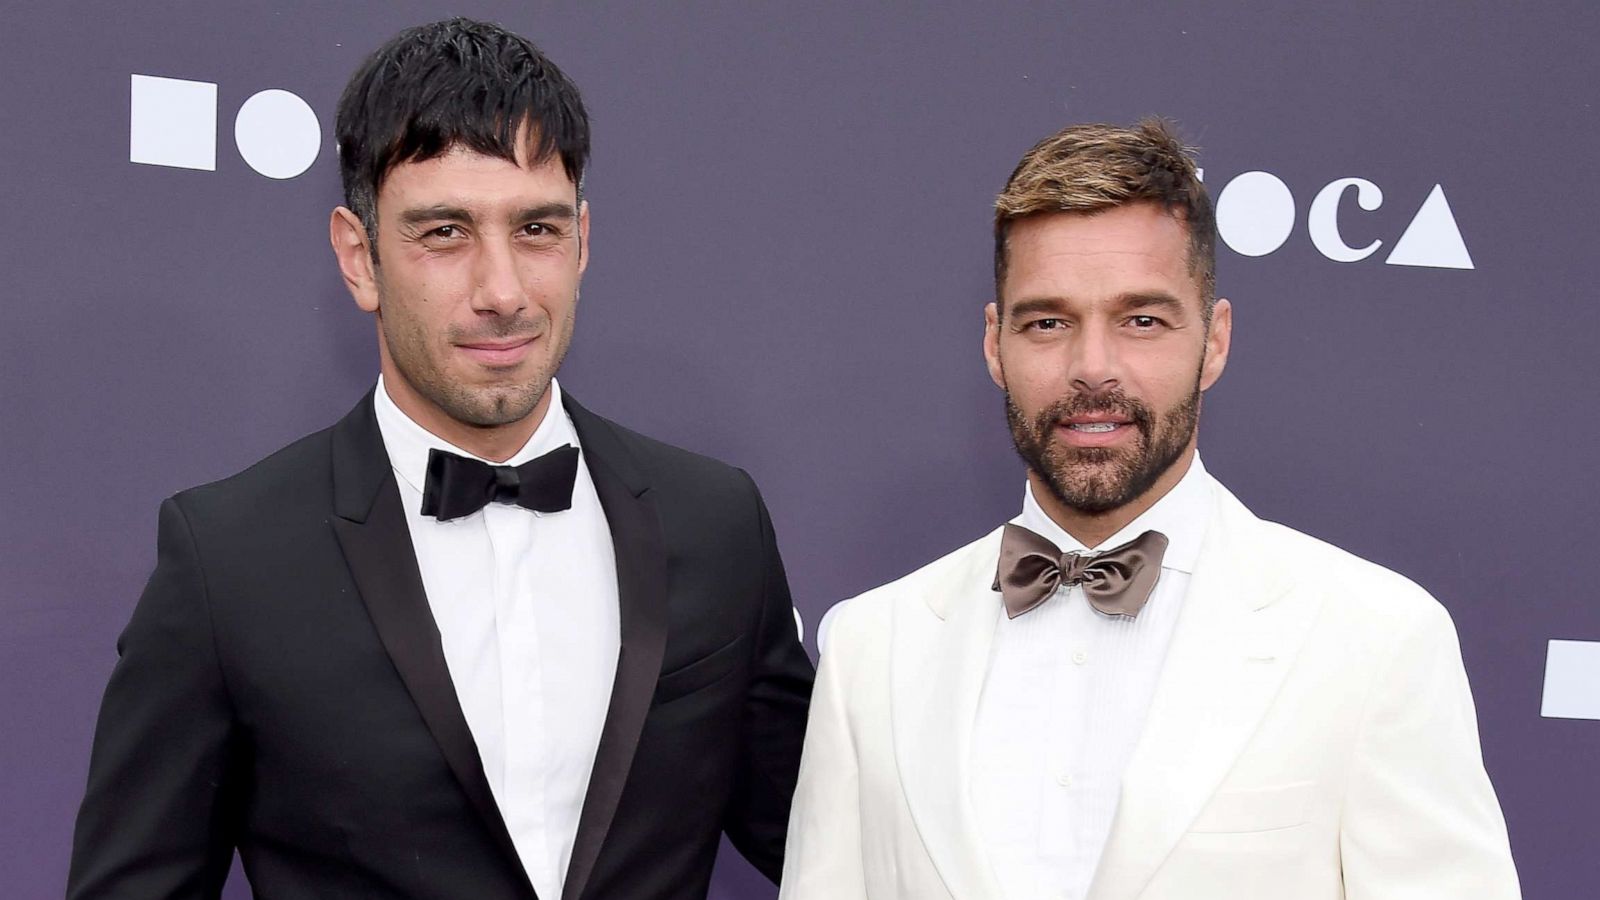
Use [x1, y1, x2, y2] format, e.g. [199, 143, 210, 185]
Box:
[1003, 203, 1201, 308]
[377, 144, 575, 210]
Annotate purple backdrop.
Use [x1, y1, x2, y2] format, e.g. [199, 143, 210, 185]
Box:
[4, 2, 1597, 898]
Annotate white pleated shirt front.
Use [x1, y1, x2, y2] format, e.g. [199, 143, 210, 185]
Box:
[970, 455, 1212, 900]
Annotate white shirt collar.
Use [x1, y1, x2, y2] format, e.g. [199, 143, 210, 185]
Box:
[1014, 452, 1212, 574]
[373, 375, 581, 496]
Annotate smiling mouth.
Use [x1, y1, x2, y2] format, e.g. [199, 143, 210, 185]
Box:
[459, 338, 533, 350]
[1054, 416, 1137, 447]
[456, 336, 537, 366]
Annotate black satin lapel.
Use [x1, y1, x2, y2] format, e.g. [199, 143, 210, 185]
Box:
[560, 451, 669, 900]
[330, 389, 388, 523]
[331, 470, 536, 898]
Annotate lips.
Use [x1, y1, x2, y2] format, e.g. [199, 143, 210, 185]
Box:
[1055, 413, 1136, 447]
[457, 336, 536, 367]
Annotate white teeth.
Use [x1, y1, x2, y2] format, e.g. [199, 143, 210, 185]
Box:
[1069, 422, 1119, 433]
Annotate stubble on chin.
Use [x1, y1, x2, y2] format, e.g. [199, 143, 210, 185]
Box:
[1005, 387, 1198, 516]
[446, 378, 549, 428]
[454, 306, 576, 429]
[380, 298, 575, 431]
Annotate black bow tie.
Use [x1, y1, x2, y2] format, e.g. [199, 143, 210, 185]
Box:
[420, 445, 580, 521]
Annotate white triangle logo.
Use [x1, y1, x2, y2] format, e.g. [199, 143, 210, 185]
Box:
[1385, 184, 1473, 269]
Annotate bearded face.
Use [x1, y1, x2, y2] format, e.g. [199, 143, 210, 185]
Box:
[983, 204, 1231, 524]
[1005, 380, 1199, 515]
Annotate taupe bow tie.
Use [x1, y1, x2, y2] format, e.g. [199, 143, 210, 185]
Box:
[993, 524, 1169, 619]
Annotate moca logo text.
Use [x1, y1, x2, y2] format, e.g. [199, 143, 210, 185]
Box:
[130, 74, 321, 180]
[130, 73, 1474, 272]
[1202, 169, 1473, 270]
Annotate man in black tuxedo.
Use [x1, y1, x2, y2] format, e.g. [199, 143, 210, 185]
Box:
[68, 18, 814, 900]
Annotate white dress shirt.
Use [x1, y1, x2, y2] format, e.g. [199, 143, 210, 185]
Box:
[969, 455, 1212, 900]
[374, 376, 620, 900]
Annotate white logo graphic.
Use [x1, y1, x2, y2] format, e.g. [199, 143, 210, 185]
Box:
[1542, 640, 1600, 720]
[130, 75, 321, 179]
[1213, 171, 1296, 257]
[234, 90, 322, 180]
[1309, 178, 1385, 262]
[130, 76, 1475, 271]
[130, 75, 217, 171]
[1208, 169, 1473, 270]
[1385, 185, 1473, 269]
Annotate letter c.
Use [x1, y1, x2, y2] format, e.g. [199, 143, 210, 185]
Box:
[1308, 178, 1384, 262]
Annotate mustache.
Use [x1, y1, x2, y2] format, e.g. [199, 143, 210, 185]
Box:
[1036, 388, 1154, 428]
[446, 317, 543, 344]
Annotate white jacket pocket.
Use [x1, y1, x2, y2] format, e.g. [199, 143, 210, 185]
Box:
[1187, 781, 1315, 834]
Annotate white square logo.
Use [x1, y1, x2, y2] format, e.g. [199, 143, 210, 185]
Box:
[130, 74, 217, 171]
[1541, 640, 1600, 720]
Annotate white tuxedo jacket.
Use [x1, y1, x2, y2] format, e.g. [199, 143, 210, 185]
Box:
[780, 477, 1519, 900]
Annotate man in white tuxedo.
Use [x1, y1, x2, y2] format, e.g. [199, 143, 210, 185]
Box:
[779, 120, 1520, 900]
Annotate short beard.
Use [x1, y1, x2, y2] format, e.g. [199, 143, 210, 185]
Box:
[378, 283, 572, 430]
[1005, 380, 1200, 516]
[428, 370, 549, 428]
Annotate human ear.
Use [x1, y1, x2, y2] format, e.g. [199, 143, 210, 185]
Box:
[983, 302, 1005, 389]
[1200, 298, 1232, 390]
[330, 207, 380, 313]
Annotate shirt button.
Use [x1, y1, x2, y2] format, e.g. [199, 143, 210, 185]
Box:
[1057, 773, 1074, 788]
[1072, 649, 1088, 665]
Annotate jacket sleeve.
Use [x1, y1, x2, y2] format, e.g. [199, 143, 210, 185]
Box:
[777, 598, 868, 900]
[67, 497, 242, 899]
[721, 476, 817, 883]
[1339, 599, 1521, 899]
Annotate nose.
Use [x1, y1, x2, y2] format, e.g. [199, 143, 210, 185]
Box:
[1068, 320, 1120, 394]
[470, 236, 526, 317]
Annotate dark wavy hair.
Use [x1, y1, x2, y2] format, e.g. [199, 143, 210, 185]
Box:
[335, 18, 590, 255]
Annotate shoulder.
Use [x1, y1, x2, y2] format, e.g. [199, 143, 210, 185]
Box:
[1232, 495, 1453, 637]
[571, 401, 763, 513]
[824, 528, 1004, 651]
[854, 527, 1005, 605]
[167, 423, 338, 530]
[592, 413, 749, 485]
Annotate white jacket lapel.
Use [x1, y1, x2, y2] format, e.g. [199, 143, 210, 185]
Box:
[1089, 483, 1321, 900]
[892, 528, 1006, 900]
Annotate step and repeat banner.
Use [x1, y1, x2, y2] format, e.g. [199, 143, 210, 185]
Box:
[4, 2, 1597, 897]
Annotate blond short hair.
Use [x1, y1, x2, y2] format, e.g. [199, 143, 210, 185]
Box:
[993, 118, 1215, 311]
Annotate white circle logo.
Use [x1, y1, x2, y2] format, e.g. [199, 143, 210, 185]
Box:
[1214, 170, 1295, 258]
[234, 89, 321, 180]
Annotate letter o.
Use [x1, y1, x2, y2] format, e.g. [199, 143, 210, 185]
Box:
[1214, 171, 1296, 258]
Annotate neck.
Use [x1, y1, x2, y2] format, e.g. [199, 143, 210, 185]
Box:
[381, 370, 551, 464]
[1031, 445, 1196, 548]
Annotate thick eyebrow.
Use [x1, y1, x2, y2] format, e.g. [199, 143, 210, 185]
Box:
[398, 204, 474, 228]
[513, 202, 577, 224]
[1007, 296, 1070, 320]
[1115, 291, 1187, 315]
[397, 202, 578, 228]
[1006, 291, 1191, 321]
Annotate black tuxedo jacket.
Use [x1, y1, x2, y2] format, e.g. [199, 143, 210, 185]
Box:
[68, 391, 816, 900]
